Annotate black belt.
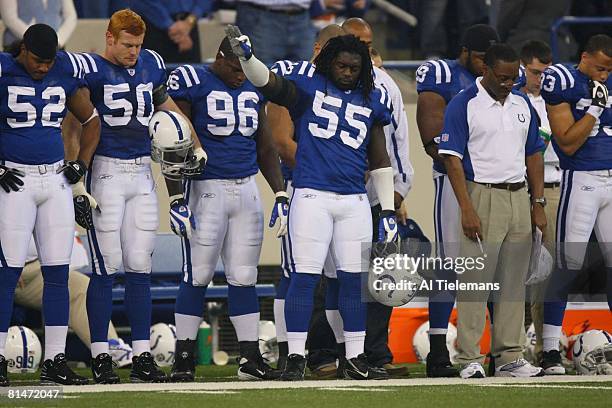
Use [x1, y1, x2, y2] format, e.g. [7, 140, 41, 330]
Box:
[477, 181, 526, 191]
[544, 182, 560, 188]
[244, 2, 307, 15]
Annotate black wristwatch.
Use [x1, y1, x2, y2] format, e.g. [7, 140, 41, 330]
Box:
[532, 197, 547, 207]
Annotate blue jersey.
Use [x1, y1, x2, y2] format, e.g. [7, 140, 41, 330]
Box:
[416, 59, 477, 174]
[277, 60, 391, 194]
[167, 65, 265, 180]
[79, 49, 167, 159]
[541, 64, 612, 171]
[0, 51, 85, 164]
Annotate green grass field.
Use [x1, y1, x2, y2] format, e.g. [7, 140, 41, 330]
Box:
[1, 364, 611, 408]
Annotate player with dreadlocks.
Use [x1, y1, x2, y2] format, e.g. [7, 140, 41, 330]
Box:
[226, 25, 398, 381]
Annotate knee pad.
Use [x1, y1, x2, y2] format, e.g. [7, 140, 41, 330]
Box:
[226, 267, 258, 287]
[190, 265, 215, 286]
[123, 250, 152, 273]
[100, 248, 122, 275]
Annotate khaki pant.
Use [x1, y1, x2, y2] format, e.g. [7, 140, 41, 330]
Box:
[455, 182, 532, 367]
[529, 185, 561, 358]
[13, 260, 118, 346]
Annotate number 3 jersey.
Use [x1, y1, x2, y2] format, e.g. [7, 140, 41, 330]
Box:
[541, 64, 612, 171]
[0, 51, 85, 164]
[167, 65, 265, 180]
[78, 49, 167, 159]
[273, 61, 391, 195]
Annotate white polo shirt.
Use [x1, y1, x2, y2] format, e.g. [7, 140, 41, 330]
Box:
[439, 77, 544, 184]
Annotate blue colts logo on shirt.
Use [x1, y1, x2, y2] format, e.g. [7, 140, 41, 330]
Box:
[517, 113, 526, 123]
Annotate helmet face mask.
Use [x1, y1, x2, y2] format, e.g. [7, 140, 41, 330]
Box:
[148, 110, 195, 180]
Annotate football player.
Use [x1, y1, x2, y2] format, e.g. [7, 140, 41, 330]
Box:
[68, 9, 205, 384]
[541, 34, 612, 375]
[0, 24, 99, 386]
[415, 24, 499, 377]
[166, 37, 287, 382]
[226, 26, 398, 381]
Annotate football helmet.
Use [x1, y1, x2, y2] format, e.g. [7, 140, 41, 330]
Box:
[150, 323, 177, 367]
[149, 110, 197, 180]
[5, 326, 42, 373]
[258, 320, 278, 364]
[413, 321, 458, 364]
[572, 329, 612, 375]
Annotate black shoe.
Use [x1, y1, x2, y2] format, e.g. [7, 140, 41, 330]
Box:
[426, 351, 459, 378]
[171, 340, 196, 382]
[91, 353, 120, 384]
[130, 352, 168, 383]
[0, 355, 9, 387]
[40, 354, 88, 385]
[540, 350, 566, 375]
[237, 355, 281, 380]
[343, 354, 388, 380]
[277, 341, 288, 371]
[337, 356, 346, 379]
[280, 354, 306, 381]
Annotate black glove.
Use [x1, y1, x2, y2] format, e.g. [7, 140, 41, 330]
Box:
[590, 80, 609, 109]
[0, 165, 25, 193]
[58, 159, 87, 184]
[73, 195, 94, 229]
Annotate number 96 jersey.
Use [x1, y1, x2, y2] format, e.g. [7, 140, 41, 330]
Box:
[79, 49, 167, 159]
[273, 61, 392, 195]
[167, 65, 265, 180]
[0, 51, 85, 165]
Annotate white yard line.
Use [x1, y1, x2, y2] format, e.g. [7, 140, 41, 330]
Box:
[35, 375, 610, 394]
[472, 384, 612, 390]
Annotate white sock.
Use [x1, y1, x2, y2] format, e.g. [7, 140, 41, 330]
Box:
[344, 331, 366, 359]
[273, 299, 287, 342]
[325, 310, 345, 343]
[91, 341, 109, 358]
[230, 312, 260, 342]
[44, 326, 68, 361]
[174, 313, 202, 341]
[287, 332, 308, 356]
[542, 324, 562, 352]
[132, 340, 150, 356]
[428, 328, 448, 336]
[0, 332, 7, 356]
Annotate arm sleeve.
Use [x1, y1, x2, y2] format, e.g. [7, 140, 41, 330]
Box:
[0, 0, 31, 40]
[57, 0, 77, 48]
[525, 100, 546, 156]
[131, 0, 174, 30]
[166, 65, 201, 102]
[438, 96, 469, 159]
[415, 60, 450, 101]
[191, 0, 213, 18]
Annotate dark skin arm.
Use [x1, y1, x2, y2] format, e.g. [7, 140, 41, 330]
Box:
[258, 72, 299, 109]
[526, 152, 547, 237]
[256, 109, 285, 193]
[367, 123, 392, 170]
[416, 91, 447, 163]
[266, 102, 297, 168]
[546, 102, 598, 156]
[444, 155, 481, 241]
[65, 87, 100, 167]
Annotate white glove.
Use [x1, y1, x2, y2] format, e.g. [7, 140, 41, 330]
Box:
[72, 181, 98, 210]
[169, 195, 196, 240]
[269, 191, 289, 237]
[225, 25, 253, 61]
[378, 210, 398, 243]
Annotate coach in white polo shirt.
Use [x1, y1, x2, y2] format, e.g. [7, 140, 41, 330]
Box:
[439, 44, 546, 378]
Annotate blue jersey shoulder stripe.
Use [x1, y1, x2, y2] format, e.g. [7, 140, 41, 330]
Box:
[76, 53, 98, 74]
[65, 52, 83, 78]
[176, 65, 200, 87]
[438, 59, 452, 83]
[145, 49, 165, 70]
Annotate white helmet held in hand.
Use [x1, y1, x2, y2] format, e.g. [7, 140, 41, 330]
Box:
[413, 321, 458, 364]
[150, 323, 177, 367]
[572, 329, 612, 375]
[5, 326, 42, 373]
[149, 110, 196, 180]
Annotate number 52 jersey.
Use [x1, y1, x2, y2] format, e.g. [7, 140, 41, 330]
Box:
[0, 51, 85, 164]
[77, 49, 167, 159]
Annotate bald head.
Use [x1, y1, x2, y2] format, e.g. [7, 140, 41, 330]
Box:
[341, 18, 373, 49]
[312, 24, 345, 60]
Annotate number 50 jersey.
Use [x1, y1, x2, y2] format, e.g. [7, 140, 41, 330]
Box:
[78, 49, 167, 159]
[0, 52, 85, 164]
